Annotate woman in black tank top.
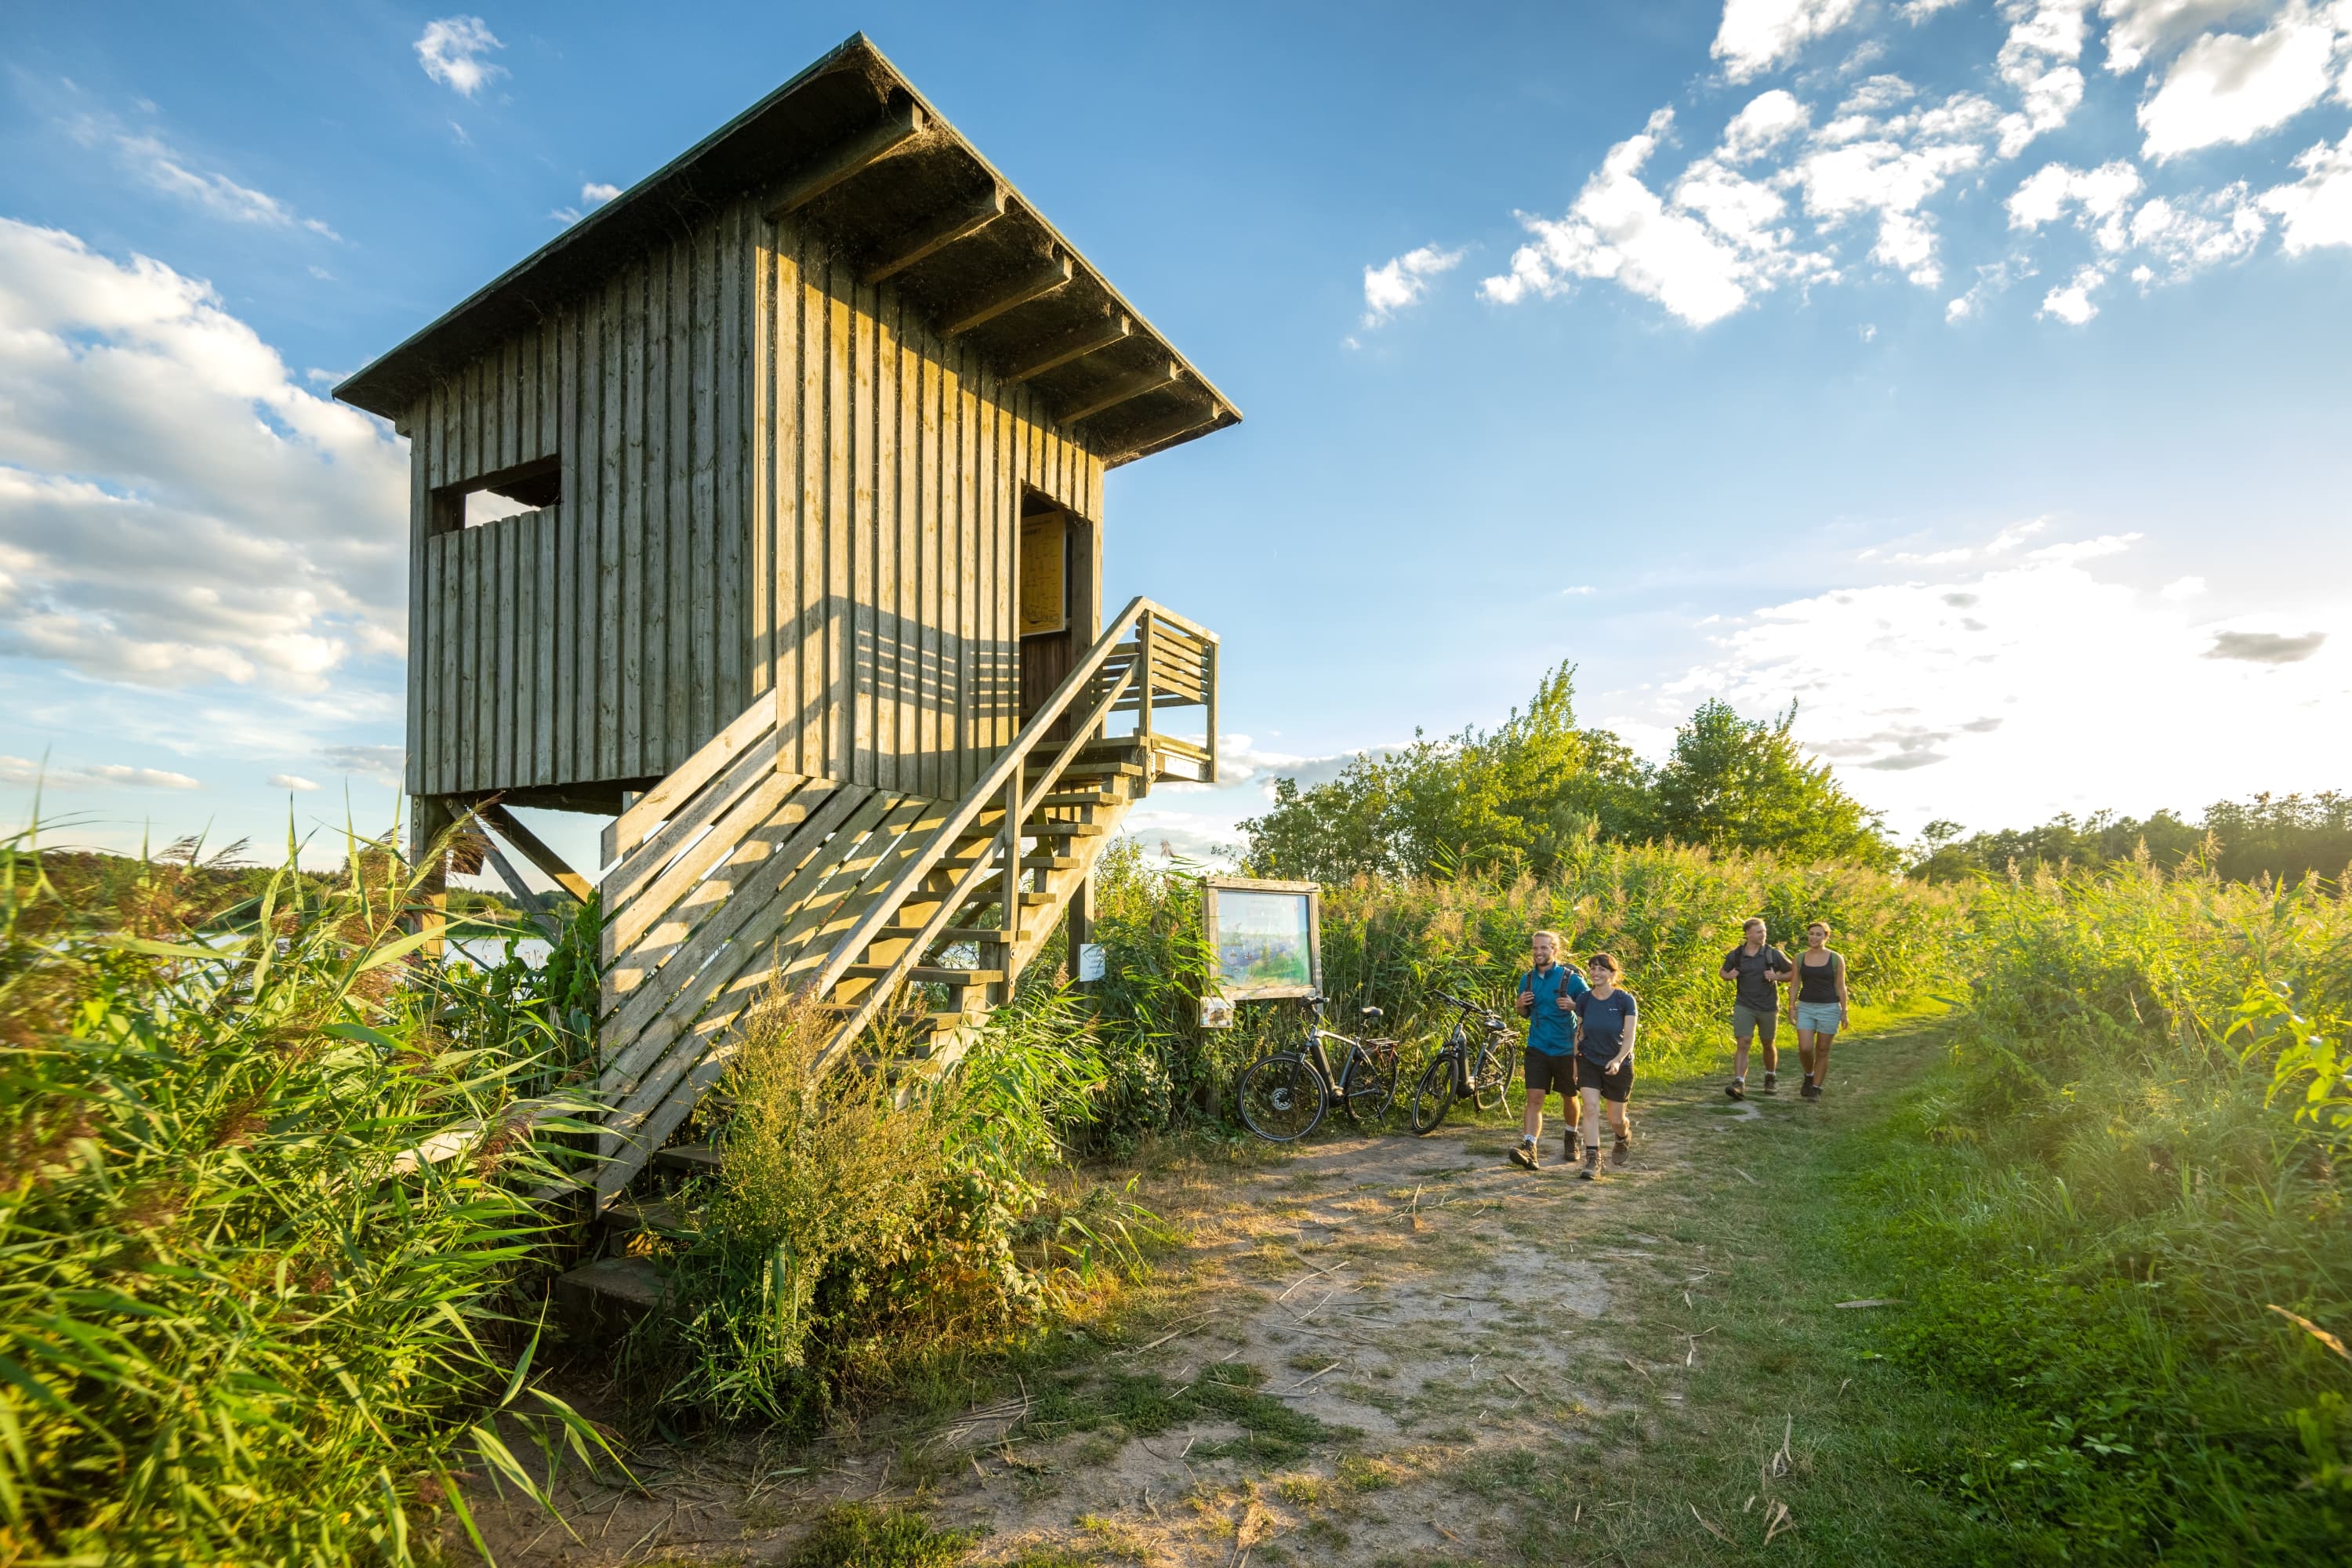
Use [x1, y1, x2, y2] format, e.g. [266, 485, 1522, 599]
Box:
[1789, 920, 1848, 1101]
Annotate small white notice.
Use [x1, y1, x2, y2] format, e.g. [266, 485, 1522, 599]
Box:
[1076, 942, 1106, 982]
[1200, 995, 1236, 1029]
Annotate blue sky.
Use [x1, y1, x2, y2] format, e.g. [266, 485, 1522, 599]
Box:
[4, 1, 2350, 877]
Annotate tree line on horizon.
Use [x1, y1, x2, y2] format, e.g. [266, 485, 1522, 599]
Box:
[1236, 663, 2349, 890]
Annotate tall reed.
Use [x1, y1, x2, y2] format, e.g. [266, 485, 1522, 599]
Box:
[1857, 855, 2352, 1560]
[0, 823, 612, 1565]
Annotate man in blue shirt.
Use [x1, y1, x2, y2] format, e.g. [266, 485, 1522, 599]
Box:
[1511, 930, 1588, 1170]
[1572, 952, 1639, 1181]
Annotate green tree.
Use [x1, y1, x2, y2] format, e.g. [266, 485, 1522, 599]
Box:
[1642, 700, 1896, 867]
[1240, 664, 1646, 883]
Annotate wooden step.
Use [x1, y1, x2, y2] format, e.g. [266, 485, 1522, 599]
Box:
[843, 964, 1005, 985]
[1025, 760, 1143, 780]
[552, 1255, 666, 1336]
[880, 923, 1009, 943]
[1035, 789, 1123, 808]
[653, 1143, 721, 1173]
[1024, 821, 1107, 838]
[602, 1197, 683, 1233]
[1021, 855, 1078, 872]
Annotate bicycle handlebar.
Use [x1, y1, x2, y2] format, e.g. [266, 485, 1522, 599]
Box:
[1436, 992, 1505, 1022]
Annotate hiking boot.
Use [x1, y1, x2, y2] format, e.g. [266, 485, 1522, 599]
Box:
[1564, 1126, 1579, 1164]
[1579, 1144, 1601, 1181]
[1802, 1078, 1822, 1102]
[1612, 1134, 1632, 1167]
[1761, 1070, 1777, 1094]
[1509, 1140, 1539, 1171]
[1726, 1079, 1745, 1101]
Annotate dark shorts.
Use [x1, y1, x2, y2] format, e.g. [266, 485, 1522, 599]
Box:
[1524, 1048, 1578, 1098]
[1575, 1054, 1635, 1102]
[1732, 1002, 1778, 1045]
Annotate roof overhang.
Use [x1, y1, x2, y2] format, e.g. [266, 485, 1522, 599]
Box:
[335, 33, 1238, 467]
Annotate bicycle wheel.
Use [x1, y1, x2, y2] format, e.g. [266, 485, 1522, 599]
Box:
[1237, 1052, 1328, 1142]
[1340, 1043, 1399, 1127]
[1471, 1035, 1518, 1113]
[1408, 1053, 1456, 1136]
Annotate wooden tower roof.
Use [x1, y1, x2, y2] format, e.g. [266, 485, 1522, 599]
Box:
[336, 34, 1239, 466]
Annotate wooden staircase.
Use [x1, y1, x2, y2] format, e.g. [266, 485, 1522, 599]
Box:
[578, 597, 1218, 1210]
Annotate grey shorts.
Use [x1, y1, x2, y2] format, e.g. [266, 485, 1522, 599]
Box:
[1732, 1002, 1778, 1045]
[1794, 1000, 1844, 1034]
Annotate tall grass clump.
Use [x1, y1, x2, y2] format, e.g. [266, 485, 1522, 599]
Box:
[0, 822, 610, 1565]
[1855, 856, 2352, 1562]
[1079, 834, 1963, 1115]
[641, 985, 1138, 1431]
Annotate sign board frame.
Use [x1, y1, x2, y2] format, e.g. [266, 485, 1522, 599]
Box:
[1201, 876, 1322, 1002]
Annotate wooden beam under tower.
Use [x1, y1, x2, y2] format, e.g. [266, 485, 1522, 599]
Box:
[1007, 315, 1131, 383]
[858, 187, 1008, 286]
[762, 100, 927, 220]
[942, 253, 1073, 337]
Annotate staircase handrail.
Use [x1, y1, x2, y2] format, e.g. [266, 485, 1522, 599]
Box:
[801, 595, 1190, 1018]
[801, 659, 1138, 1077]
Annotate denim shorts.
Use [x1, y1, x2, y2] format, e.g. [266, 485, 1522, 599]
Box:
[1793, 1000, 1845, 1033]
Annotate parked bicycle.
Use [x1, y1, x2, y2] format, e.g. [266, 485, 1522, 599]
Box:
[1407, 993, 1519, 1135]
[1235, 992, 1403, 1142]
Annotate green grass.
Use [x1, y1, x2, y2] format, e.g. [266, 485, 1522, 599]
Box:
[779, 1503, 975, 1567]
[1019, 1360, 1356, 1468]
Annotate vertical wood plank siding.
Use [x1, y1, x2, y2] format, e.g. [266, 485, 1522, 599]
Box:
[405, 195, 1104, 801]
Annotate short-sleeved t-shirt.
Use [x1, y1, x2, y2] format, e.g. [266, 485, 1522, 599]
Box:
[1574, 987, 1638, 1062]
[1724, 944, 1791, 1012]
[1518, 963, 1589, 1055]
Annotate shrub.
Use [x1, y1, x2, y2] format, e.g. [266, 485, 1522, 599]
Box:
[639, 984, 1135, 1430]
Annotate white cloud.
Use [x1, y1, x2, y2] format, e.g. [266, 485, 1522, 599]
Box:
[0, 755, 200, 790]
[2262, 129, 2352, 249]
[1994, 2, 2091, 158]
[2100, 0, 2273, 74]
[267, 773, 320, 791]
[2128, 182, 2268, 274]
[2008, 159, 2148, 249]
[319, 744, 407, 788]
[0, 221, 408, 691]
[2138, 5, 2339, 159]
[66, 115, 339, 241]
[2161, 573, 2209, 598]
[1713, 0, 1864, 82]
[583, 181, 621, 205]
[1483, 115, 1755, 325]
[1722, 89, 1811, 161]
[1647, 528, 2352, 835]
[416, 16, 506, 98]
[2038, 261, 2113, 320]
[1360, 245, 1465, 327]
[1795, 132, 1984, 285]
[1901, 0, 1972, 16]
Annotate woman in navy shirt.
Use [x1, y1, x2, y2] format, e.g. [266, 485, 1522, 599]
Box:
[1572, 953, 1638, 1180]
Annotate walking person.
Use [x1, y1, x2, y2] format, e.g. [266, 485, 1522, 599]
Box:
[1571, 953, 1638, 1180]
[1510, 930, 1588, 1170]
[1721, 917, 1792, 1100]
[1788, 920, 1849, 1101]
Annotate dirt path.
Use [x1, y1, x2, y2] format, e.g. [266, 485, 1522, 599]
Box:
[492, 1018, 1954, 1566]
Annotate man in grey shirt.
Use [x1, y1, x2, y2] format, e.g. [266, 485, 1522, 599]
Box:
[1720, 918, 1791, 1101]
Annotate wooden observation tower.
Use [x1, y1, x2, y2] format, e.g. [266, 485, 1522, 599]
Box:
[336, 34, 1236, 1207]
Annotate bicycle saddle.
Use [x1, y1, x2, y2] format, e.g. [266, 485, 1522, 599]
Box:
[1359, 1005, 1384, 1021]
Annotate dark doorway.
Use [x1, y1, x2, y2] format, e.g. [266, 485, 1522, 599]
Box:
[1017, 492, 1098, 735]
